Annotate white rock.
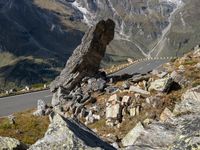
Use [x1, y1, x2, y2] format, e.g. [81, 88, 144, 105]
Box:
[121, 96, 131, 106]
[129, 107, 136, 117]
[122, 122, 144, 147]
[106, 103, 121, 119]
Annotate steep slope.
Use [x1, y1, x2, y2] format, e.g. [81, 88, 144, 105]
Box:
[0, 0, 85, 89]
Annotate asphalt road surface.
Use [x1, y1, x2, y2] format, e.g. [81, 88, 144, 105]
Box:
[0, 59, 169, 117]
[111, 59, 169, 76]
[0, 90, 52, 117]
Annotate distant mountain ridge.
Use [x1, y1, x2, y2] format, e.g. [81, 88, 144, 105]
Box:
[0, 0, 200, 89]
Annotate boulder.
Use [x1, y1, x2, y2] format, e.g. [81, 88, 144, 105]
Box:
[128, 114, 200, 150]
[0, 136, 27, 150]
[29, 114, 115, 150]
[149, 77, 174, 92]
[173, 85, 200, 115]
[122, 122, 144, 147]
[50, 19, 115, 92]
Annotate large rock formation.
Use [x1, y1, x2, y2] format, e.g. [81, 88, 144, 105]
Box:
[29, 113, 115, 150]
[50, 19, 115, 93]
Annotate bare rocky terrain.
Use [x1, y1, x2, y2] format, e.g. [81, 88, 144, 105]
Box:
[0, 0, 200, 89]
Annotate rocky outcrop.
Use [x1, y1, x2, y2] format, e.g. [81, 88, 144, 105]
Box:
[126, 114, 200, 150]
[124, 85, 200, 150]
[148, 77, 174, 92]
[29, 113, 115, 150]
[122, 122, 144, 147]
[0, 136, 27, 150]
[173, 85, 200, 115]
[50, 19, 115, 93]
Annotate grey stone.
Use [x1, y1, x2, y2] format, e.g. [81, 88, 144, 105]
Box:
[88, 78, 106, 92]
[51, 86, 69, 106]
[29, 113, 115, 150]
[105, 86, 119, 94]
[173, 85, 200, 115]
[129, 114, 200, 150]
[149, 77, 174, 92]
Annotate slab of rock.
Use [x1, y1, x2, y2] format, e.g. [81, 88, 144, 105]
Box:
[173, 85, 200, 115]
[129, 114, 200, 150]
[122, 122, 144, 147]
[129, 86, 150, 95]
[149, 77, 173, 92]
[29, 113, 115, 150]
[0, 136, 27, 150]
[50, 19, 115, 92]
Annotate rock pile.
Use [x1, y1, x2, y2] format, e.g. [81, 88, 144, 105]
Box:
[48, 19, 115, 119]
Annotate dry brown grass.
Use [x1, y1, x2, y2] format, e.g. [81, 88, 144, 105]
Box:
[0, 109, 49, 145]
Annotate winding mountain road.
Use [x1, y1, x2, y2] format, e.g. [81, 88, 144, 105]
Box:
[0, 59, 170, 117]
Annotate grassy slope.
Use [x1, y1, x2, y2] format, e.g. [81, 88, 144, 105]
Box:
[0, 109, 49, 145]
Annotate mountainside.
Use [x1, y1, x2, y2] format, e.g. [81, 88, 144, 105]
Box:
[0, 0, 200, 89]
[71, 0, 200, 59]
[0, 0, 85, 89]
